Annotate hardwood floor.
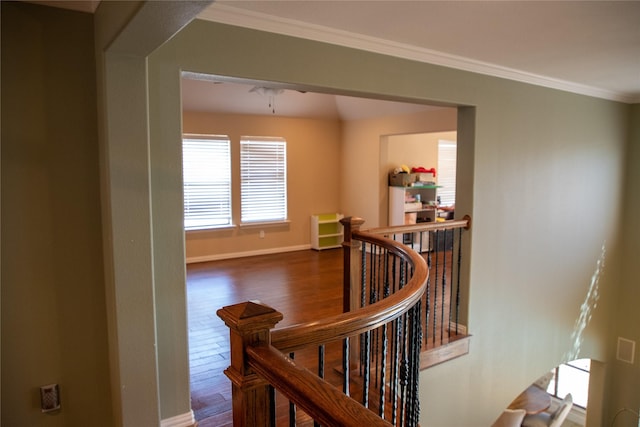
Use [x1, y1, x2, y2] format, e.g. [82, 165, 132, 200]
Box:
[187, 249, 344, 426]
[187, 246, 463, 426]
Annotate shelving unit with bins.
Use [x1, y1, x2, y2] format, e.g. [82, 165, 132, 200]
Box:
[389, 185, 440, 250]
[311, 213, 344, 250]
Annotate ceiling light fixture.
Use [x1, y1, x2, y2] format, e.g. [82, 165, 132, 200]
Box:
[249, 86, 284, 114]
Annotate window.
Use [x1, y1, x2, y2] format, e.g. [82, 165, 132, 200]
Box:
[240, 137, 287, 224]
[182, 135, 232, 230]
[437, 140, 456, 207]
[547, 359, 590, 408]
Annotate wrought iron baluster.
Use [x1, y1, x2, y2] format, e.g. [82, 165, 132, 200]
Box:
[399, 312, 408, 427]
[289, 352, 296, 427]
[269, 385, 276, 427]
[383, 251, 391, 300]
[456, 228, 463, 334]
[441, 230, 447, 343]
[363, 329, 371, 408]
[389, 255, 398, 402]
[360, 244, 367, 377]
[361, 242, 367, 309]
[379, 322, 388, 419]
[370, 244, 377, 305]
[406, 309, 415, 427]
[432, 230, 439, 345]
[371, 246, 380, 389]
[391, 315, 402, 425]
[313, 344, 325, 427]
[343, 337, 350, 397]
[425, 233, 432, 348]
[407, 302, 422, 427]
[318, 344, 325, 379]
[448, 229, 455, 338]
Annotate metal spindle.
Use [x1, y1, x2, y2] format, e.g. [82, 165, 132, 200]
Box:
[409, 302, 422, 427]
[391, 316, 401, 425]
[360, 244, 367, 377]
[269, 385, 276, 427]
[456, 228, 463, 334]
[425, 233, 432, 348]
[378, 322, 388, 419]
[318, 344, 325, 378]
[289, 352, 296, 427]
[363, 329, 371, 408]
[432, 230, 439, 344]
[440, 230, 447, 342]
[343, 337, 350, 397]
[448, 229, 455, 338]
[399, 312, 408, 427]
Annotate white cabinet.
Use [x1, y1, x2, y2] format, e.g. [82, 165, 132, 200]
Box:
[389, 186, 439, 250]
[311, 213, 344, 250]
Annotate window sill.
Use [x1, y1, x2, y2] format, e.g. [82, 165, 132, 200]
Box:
[185, 224, 237, 234]
[549, 395, 586, 425]
[239, 220, 291, 228]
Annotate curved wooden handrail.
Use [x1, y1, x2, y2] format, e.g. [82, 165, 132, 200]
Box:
[366, 215, 471, 236]
[271, 230, 428, 353]
[247, 343, 394, 427]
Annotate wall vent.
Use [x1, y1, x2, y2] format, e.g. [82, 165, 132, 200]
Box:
[617, 337, 636, 364]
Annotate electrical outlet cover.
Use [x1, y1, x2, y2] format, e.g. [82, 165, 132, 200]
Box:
[40, 384, 60, 412]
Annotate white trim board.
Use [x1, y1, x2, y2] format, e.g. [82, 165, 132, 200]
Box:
[198, 4, 637, 104]
[161, 411, 196, 427]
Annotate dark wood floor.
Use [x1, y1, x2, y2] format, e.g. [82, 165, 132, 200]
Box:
[187, 249, 345, 426]
[187, 246, 460, 426]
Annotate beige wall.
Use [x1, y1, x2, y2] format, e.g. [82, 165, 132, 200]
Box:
[182, 111, 342, 261]
[182, 111, 456, 261]
[386, 132, 443, 173]
[340, 109, 458, 227]
[1, 3, 113, 425]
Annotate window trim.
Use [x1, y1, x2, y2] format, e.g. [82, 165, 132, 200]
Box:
[547, 359, 590, 410]
[182, 134, 233, 231]
[437, 139, 457, 207]
[239, 136, 288, 225]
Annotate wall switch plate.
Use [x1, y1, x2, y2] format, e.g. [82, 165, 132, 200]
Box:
[40, 384, 60, 412]
[616, 337, 636, 364]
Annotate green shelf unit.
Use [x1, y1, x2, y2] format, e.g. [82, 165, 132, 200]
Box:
[311, 213, 344, 250]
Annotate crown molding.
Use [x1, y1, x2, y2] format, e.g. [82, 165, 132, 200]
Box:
[198, 4, 638, 104]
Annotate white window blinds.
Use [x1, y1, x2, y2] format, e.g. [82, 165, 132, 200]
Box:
[182, 136, 232, 230]
[437, 140, 457, 207]
[240, 137, 287, 224]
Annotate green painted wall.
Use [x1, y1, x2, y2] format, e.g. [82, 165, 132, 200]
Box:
[607, 104, 640, 426]
[1, 3, 113, 426]
[148, 19, 633, 426]
[2, 2, 637, 425]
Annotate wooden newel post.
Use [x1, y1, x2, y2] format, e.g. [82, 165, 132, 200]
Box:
[340, 216, 365, 313]
[217, 301, 284, 427]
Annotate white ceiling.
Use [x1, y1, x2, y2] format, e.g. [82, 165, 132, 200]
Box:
[199, 0, 640, 104]
[31, 0, 640, 118]
[180, 75, 444, 120]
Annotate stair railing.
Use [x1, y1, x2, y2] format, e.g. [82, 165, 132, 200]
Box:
[218, 217, 428, 426]
[362, 215, 471, 369]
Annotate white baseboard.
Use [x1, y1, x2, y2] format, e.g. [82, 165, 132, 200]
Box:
[161, 410, 196, 427]
[186, 244, 311, 264]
